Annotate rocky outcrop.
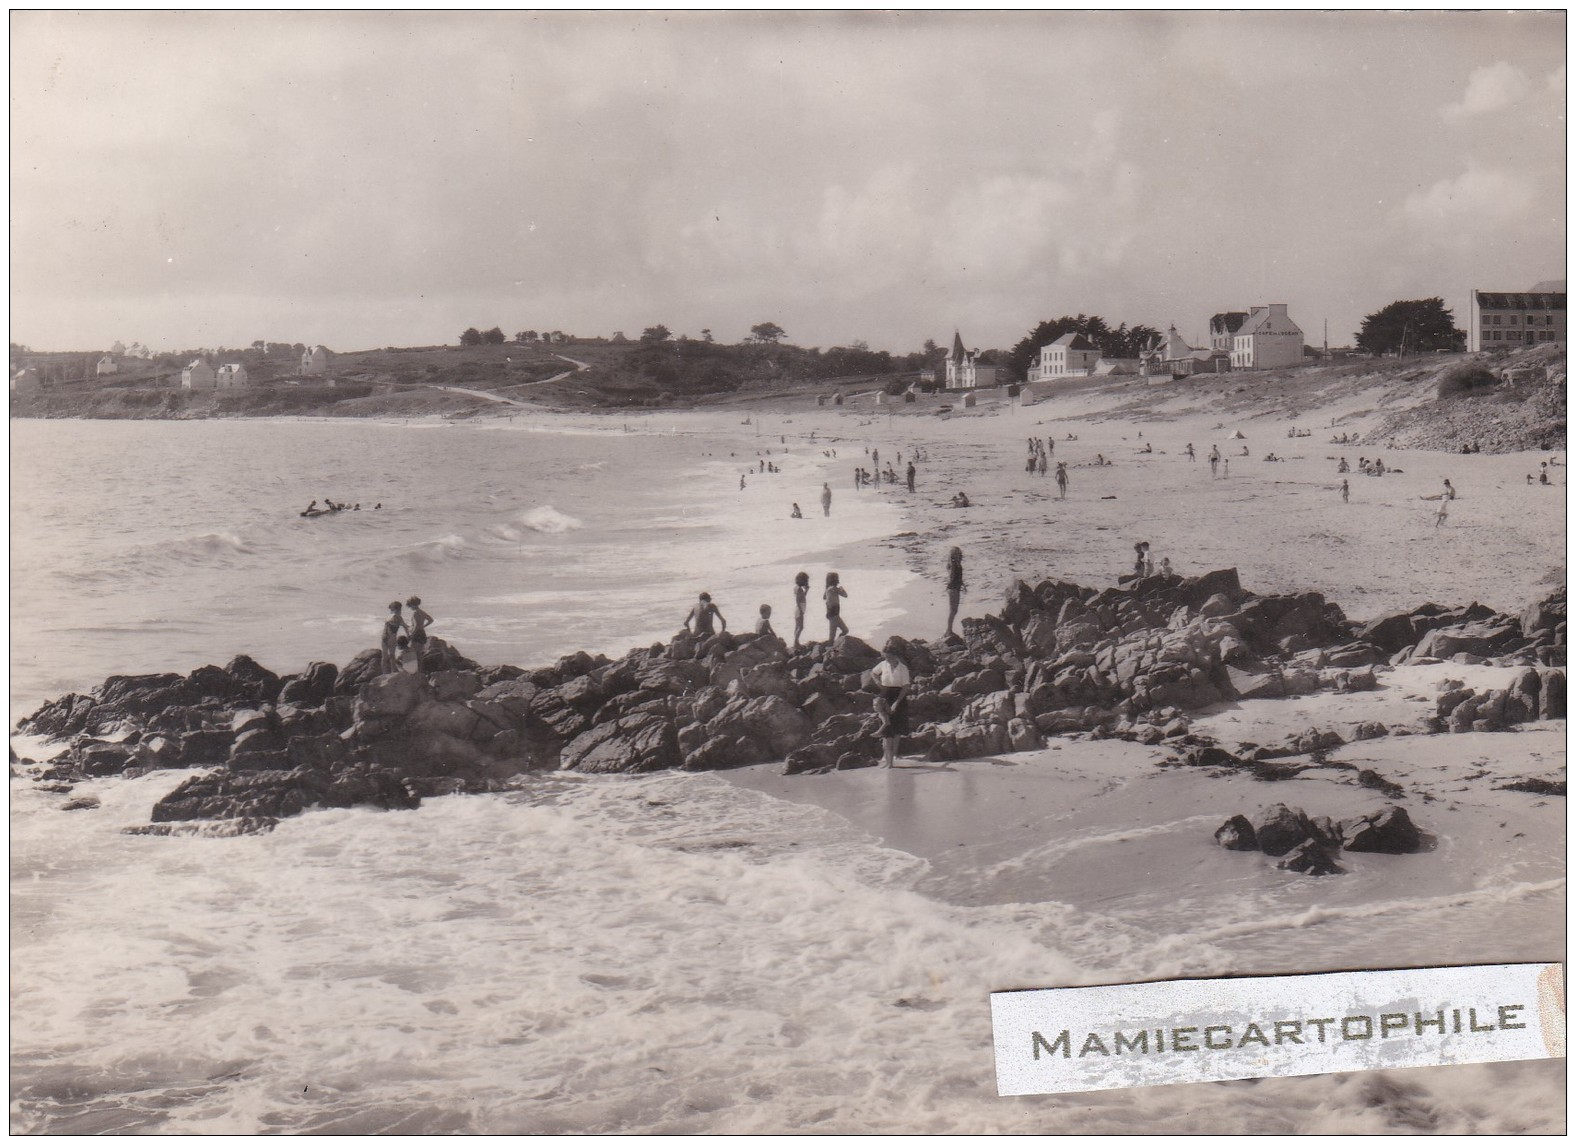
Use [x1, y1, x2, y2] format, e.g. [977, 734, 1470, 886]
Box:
[1216, 801, 1427, 873]
[15, 572, 1567, 833]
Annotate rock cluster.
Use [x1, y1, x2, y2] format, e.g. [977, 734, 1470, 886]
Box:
[1215, 801, 1425, 874]
[14, 570, 1566, 832]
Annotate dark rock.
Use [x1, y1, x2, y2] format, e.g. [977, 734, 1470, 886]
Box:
[1214, 815, 1257, 850]
[1356, 769, 1405, 799]
[1351, 721, 1390, 741]
[559, 712, 680, 773]
[225, 655, 282, 701]
[61, 795, 100, 811]
[356, 672, 430, 718]
[1359, 611, 1421, 654]
[77, 742, 138, 777]
[1497, 778, 1565, 796]
[822, 635, 882, 675]
[334, 649, 386, 695]
[1340, 805, 1422, 853]
[150, 766, 418, 824]
[1224, 666, 1285, 700]
[1251, 802, 1318, 857]
[683, 735, 771, 771]
[428, 670, 483, 703]
[1275, 839, 1343, 875]
[1541, 669, 1565, 719]
[707, 695, 812, 761]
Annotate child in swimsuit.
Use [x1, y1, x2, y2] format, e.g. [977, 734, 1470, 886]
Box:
[381, 601, 406, 673]
[824, 572, 849, 641]
[406, 596, 432, 672]
[793, 572, 809, 649]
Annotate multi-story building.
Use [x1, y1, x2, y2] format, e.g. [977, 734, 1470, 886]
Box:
[181, 359, 216, 390]
[944, 332, 999, 389]
[1209, 312, 1248, 352]
[216, 363, 249, 389]
[1033, 332, 1101, 380]
[1469, 284, 1566, 352]
[1231, 304, 1304, 370]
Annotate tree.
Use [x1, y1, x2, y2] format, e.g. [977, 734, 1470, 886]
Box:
[749, 322, 787, 344]
[1006, 315, 1162, 379]
[1356, 298, 1465, 356]
[640, 324, 672, 343]
[460, 327, 483, 347]
[483, 327, 506, 345]
[701, 328, 714, 343]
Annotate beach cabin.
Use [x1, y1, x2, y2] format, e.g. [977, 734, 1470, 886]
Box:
[95, 355, 119, 376]
[11, 367, 41, 398]
[961, 392, 977, 408]
[215, 362, 249, 389]
[181, 359, 216, 391]
[1018, 384, 1041, 407]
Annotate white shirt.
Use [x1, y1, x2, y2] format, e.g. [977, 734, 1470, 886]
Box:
[872, 659, 910, 688]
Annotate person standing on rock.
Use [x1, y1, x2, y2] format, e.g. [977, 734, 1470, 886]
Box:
[824, 572, 849, 641]
[406, 597, 433, 673]
[945, 546, 965, 638]
[821, 482, 833, 516]
[684, 592, 726, 637]
[872, 641, 911, 769]
[381, 600, 407, 674]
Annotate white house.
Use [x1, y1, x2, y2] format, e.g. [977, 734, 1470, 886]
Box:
[944, 332, 1000, 389]
[1468, 284, 1565, 352]
[1231, 304, 1304, 370]
[11, 366, 41, 397]
[216, 363, 249, 389]
[300, 345, 331, 375]
[95, 355, 119, 376]
[181, 359, 216, 390]
[1035, 332, 1101, 380]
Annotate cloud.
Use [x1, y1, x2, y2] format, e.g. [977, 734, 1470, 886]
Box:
[1443, 61, 1532, 120]
[1401, 166, 1536, 226]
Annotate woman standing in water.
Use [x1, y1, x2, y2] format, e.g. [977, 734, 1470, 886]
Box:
[824, 572, 849, 642]
[944, 547, 965, 638]
[792, 571, 810, 649]
[872, 640, 911, 769]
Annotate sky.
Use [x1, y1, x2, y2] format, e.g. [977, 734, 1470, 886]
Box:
[10, 11, 1567, 354]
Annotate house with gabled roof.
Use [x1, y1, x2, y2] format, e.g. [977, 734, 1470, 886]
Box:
[944, 331, 1000, 389]
[216, 363, 249, 389]
[300, 345, 331, 375]
[1034, 332, 1101, 380]
[181, 359, 216, 390]
[96, 355, 119, 376]
[1231, 304, 1304, 370]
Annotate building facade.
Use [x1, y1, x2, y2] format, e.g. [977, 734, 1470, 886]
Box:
[181, 360, 216, 390]
[300, 345, 331, 375]
[944, 332, 999, 389]
[1469, 286, 1566, 352]
[1231, 304, 1304, 370]
[96, 355, 119, 376]
[1034, 332, 1101, 380]
[1209, 312, 1248, 352]
[216, 363, 249, 389]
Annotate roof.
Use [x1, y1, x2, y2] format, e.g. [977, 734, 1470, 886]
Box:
[1476, 291, 1565, 310]
[950, 331, 966, 361]
[1050, 332, 1097, 350]
[1236, 305, 1302, 336]
[1210, 312, 1248, 335]
[1530, 280, 1566, 294]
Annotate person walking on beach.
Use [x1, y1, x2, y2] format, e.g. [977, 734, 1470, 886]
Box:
[1435, 498, 1449, 527]
[381, 600, 407, 674]
[684, 592, 726, 637]
[406, 597, 433, 672]
[792, 571, 810, 649]
[824, 572, 849, 641]
[945, 546, 965, 638]
[871, 641, 911, 769]
[906, 461, 916, 493]
[1185, 443, 1195, 463]
[1209, 448, 1220, 478]
[1341, 478, 1350, 504]
[821, 482, 833, 516]
[1037, 450, 1048, 477]
[1055, 462, 1069, 499]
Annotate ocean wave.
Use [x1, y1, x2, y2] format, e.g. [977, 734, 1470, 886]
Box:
[397, 533, 470, 565]
[517, 506, 583, 534]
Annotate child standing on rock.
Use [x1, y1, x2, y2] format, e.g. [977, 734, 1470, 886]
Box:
[824, 572, 849, 642]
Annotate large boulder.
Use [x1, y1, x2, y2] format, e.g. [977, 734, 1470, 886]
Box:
[356, 671, 430, 718]
[1340, 805, 1423, 854]
[1276, 839, 1343, 875]
[706, 695, 813, 761]
[1250, 802, 1319, 857]
[334, 649, 386, 695]
[559, 712, 680, 774]
[148, 766, 418, 825]
[225, 655, 282, 701]
[1214, 815, 1258, 850]
[278, 661, 338, 709]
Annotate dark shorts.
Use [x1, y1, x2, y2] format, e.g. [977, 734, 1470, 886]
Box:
[878, 688, 909, 737]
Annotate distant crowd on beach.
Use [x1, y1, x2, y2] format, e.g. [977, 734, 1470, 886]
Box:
[303, 498, 381, 516]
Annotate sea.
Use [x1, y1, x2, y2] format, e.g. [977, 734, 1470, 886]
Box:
[9, 416, 1564, 1134]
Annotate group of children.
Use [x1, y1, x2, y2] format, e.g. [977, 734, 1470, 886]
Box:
[683, 570, 851, 651]
[379, 597, 434, 674]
